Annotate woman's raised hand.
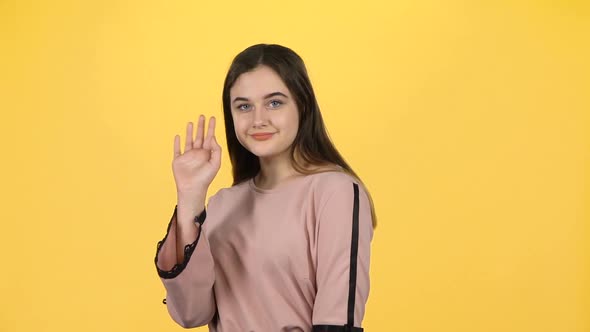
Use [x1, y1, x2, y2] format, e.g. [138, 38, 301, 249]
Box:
[172, 115, 222, 195]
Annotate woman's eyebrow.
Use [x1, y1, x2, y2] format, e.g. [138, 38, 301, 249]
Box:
[232, 92, 288, 103]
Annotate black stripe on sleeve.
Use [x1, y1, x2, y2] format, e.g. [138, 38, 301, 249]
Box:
[313, 184, 364, 331]
[347, 183, 361, 326]
[313, 182, 365, 331]
[312, 325, 363, 332]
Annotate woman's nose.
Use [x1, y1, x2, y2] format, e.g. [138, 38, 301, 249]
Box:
[252, 105, 268, 127]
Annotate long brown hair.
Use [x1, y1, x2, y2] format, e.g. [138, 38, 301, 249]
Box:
[221, 44, 377, 228]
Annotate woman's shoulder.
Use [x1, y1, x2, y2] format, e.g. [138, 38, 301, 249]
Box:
[309, 169, 357, 186]
[206, 180, 250, 204]
[307, 168, 364, 197]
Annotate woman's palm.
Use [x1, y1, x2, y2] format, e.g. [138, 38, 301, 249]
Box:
[172, 115, 222, 193]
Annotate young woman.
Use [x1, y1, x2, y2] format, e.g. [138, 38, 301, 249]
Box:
[154, 44, 376, 331]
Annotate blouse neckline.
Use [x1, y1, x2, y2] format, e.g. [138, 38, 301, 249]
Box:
[247, 169, 345, 194]
[247, 173, 308, 194]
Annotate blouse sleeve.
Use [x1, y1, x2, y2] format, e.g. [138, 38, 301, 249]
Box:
[312, 180, 374, 332]
[154, 202, 217, 328]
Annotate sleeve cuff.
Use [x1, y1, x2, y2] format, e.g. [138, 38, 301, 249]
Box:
[154, 205, 207, 279]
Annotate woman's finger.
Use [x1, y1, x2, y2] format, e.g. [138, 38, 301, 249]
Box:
[185, 122, 194, 152]
[206, 116, 216, 140]
[203, 116, 216, 150]
[173, 134, 181, 158]
[194, 115, 205, 149]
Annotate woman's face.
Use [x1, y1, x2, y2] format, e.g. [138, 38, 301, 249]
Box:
[229, 65, 299, 161]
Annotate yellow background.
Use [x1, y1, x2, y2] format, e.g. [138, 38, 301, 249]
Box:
[0, 0, 588, 331]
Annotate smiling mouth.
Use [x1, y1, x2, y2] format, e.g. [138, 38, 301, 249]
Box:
[251, 133, 274, 141]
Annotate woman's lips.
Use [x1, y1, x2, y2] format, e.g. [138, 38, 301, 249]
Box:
[251, 133, 274, 141]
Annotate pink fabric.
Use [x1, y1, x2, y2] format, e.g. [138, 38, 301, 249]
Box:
[155, 171, 373, 331]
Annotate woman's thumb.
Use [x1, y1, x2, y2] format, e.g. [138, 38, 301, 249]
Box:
[210, 135, 221, 164]
[211, 135, 221, 149]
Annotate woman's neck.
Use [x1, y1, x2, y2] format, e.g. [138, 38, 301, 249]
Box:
[255, 156, 301, 189]
[255, 150, 341, 189]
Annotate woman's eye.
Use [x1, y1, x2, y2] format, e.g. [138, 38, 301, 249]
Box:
[237, 104, 250, 111]
[269, 100, 283, 108]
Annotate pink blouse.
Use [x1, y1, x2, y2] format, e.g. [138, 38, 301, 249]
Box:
[155, 171, 373, 331]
